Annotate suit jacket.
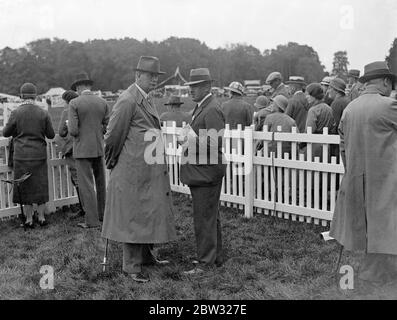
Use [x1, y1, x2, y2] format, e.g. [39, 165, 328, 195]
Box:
[68, 91, 110, 159]
[330, 85, 397, 255]
[3, 103, 55, 160]
[285, 91, 310, 133]
[271, 83, 290, 99]
[101, 83, 176, 243]
[221, 95, 253, 129]
[180, 94, 226, 186]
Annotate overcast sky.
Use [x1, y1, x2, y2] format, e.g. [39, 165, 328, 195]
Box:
[0, 0, 396, 73]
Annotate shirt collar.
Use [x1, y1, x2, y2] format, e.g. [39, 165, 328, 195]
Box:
[81, 89, 91, 95]
[198, 93, 212, 108]
[135, 83, 148, 99]
[294, 90, 303, 95]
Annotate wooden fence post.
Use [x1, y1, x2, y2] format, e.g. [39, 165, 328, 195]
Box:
[46, 142, 56, 214]
[244, 126, 254, 218]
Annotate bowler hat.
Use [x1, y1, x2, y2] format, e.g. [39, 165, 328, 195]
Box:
[271, 95, 289, 112]
[348, 69, 360, 78]
[20, 83, 37, 99]
[329, 78, 346, 94]
[359, 61, 396, 83]
[266, 72, 282, 84]
[225, 81, 244, 95]
[286, 76, 306, 86]
[164, 95, 184, 106]
[71, 72, 93, 91]
[134, 56, 165, 75]
[184, 68, 214, 86]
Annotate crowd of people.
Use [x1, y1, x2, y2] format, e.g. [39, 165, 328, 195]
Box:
[2, 55, 397, 287]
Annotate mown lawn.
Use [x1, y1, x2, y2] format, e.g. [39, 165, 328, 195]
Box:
[0, 193, 396, 300]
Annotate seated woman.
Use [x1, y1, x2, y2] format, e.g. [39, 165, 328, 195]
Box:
[3, 83, 55, 228]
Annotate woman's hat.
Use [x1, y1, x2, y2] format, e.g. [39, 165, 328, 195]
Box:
[359, 61, 396, 83]
[71, 72, 93, 91]
[306, 83, 324, 100]
[164, 95, 184, 106]
[20, 83, 37, 99]
[184, 68, 214, 86]
[225, 81, 244, 95]
[254, 96, 270, 109]
[62, 90, 79, 103]
[271, 95, 289, 112]
[134, 56, 165, 75]
[329, 78, 346, 94]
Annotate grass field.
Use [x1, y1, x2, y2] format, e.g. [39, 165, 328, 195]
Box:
[0, 193, 396, 300]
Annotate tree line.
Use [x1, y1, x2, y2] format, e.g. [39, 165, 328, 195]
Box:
[0, 36, 395, 95]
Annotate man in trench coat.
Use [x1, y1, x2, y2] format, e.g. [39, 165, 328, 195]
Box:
[330, 61, 397, 285]
[101, 56, 176, 283]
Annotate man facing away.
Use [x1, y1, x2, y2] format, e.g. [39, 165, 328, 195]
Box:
[330, 61, 397, 286]
[102, 56, 176, 283]
[221, 81, 254, 129]
[68, 72, 110, 229]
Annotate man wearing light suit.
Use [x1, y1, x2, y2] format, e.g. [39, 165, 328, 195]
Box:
[68, 72, 110, 228]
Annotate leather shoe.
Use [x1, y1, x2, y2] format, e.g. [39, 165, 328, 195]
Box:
[130, 272, 150, 283]
[38, 220, 48, 227]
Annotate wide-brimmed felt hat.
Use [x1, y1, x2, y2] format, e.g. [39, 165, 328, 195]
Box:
[20, 82, 37, 98]
[134, 56, 165, 75]
[286, 76, 306, 86]
[165, 95, 184, 106]
[71, 72, 93, 91]
[359, 61, 396, 83]
[225, 81, 244, 95]
[184, 68, 214, 86]
[271, 95, 289, 112]
[266, 72, 282, 84]
[348, 69, 360, 78]
[329, 78, 346, 94]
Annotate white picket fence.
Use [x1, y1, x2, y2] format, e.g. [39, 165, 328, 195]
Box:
[0, 123, 344, 226]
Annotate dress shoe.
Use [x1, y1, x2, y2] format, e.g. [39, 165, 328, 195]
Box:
[183, 267, 205, 275]
[23, 221, 35, 229]
[38, 220, 48, 227]
[130, 272, 150, 283]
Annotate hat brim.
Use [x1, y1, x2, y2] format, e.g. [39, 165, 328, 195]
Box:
[359, 73, 396, 83]
[71, 79, 94, 91]
[134, 68, 165, 75]
[286, 81, 306, 86]
[225, 87, 243, 95]
[329, 84, 346, 94]
[184, 79, 214, 86]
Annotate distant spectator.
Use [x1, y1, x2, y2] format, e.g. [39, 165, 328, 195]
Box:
[221, 81, 253, 129]
[285, 76, 310, 133]
[58, 90, 85, 218]
[346, 69, 363, 101]
[320, 76, 334, 106]
[328, 78, 350, 130]
[3, 83, 55, 228]
[265, 72, 290, 99]
[160, 95, 191, 127]
[253, 95, 270, 111]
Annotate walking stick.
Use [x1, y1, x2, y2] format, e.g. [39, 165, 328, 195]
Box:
[1, 172, 32, 231]
[100, 238, 109, 272]
[334, 244, 344, 274]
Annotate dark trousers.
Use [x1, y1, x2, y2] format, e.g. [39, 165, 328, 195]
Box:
[75, 157, 106, 226]
[122, 243, 156, 274]
[189, 182, 223, 266]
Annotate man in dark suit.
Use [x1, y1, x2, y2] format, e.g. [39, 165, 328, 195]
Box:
[68, 72, 110, 228]
[285, 76, 310, 133]
[180, 68, 226, 274]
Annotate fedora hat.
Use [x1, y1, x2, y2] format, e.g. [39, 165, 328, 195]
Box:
[184, 68, 214, 86]
[225, 81, 244, 95]
[271, 95, 289, 112]
[359, 61, 396, 83]
[71, 72, 93, 91]
[286, 76, 306, 86]
[20, 82, 37, 99]
[348, 69, 360, 78]
[329, 78, 346, 94]
[134, 56, 165, 75]
[164, 95, 184, 106]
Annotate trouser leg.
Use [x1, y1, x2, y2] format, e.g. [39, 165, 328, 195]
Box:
[75, 158, 99, 226]
[92, 157, 106, 222]
[122, 243, 155, 273]
[24, 205, 33, 224]
[36, 203, 46, 222]
[190, 182, 223, 266]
